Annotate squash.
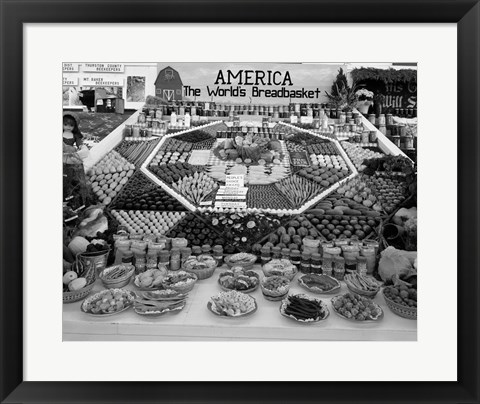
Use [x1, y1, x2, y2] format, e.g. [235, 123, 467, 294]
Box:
[68, 277, 87, 291]
[68, 236, 90, 256]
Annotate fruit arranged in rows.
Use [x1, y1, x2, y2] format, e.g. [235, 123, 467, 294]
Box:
[332, 292, 383, 321]
[173, 129, 214, 143]
[286, 141, 307, 153]
[166, 213, 224, 247]
[110, 210, 186, 235]
[88, 150, 135, 205]
[172, 171, 219, 205]
[201, 211, 284, 251]
[159, 138, 193, 153]
[336, 175, 383, 211]
[309, 154, 349, 172]
[88, 150, 133, 176]
[306, 213, 381, 240]
[308, 193, 383, 217]
[306, 142, 339, 155]
[150, 151, 191, 166]
[297, 165, 349, 187]
[285, 130, 323, 145]
[365, 176, 408, 213]
[149, 162, 204, 185]
[110, 171, 186, 211]
[191, 138, 216, 149]
[258, 216, 320, 251]
[275, 175, 324, 207]
[116, 139, 160, 166]
[341, 142, 384, 171]
[246, 184, 294, 210]
[383, 284, 417, 308]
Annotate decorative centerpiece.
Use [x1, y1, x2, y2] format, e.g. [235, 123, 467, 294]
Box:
[213, 133, 284, 166]
[355, 89, 374, 114]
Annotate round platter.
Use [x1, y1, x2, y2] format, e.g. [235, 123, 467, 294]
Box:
[207, 292, 258, 319]
[80, 289, 135, 317]
[133, 300, 186, 317]
[137, 289, 188, 301]
[330, 295, 384, 323]
[279, 294, 330, 323]
[217, 271, 260, 294]
[297, 274, 341, 295]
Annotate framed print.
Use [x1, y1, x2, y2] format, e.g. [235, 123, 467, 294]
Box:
[1, 0, 478, 403]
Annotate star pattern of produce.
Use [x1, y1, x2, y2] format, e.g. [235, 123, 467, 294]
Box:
[140, 120, 358, 214]
[97, 119, 413, 252]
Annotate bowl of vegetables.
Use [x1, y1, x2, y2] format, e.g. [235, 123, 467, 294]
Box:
[99, 264, 135, 288]
[260, 275, 290, 301]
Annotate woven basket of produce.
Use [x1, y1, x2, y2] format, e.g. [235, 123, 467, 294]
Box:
[224, 253, 257, 270]
[63, 281, 95, 304]
[382, 287, 417, 320]
[344, 273, 381, 298]
[99, 265, 135, 289]
[183, 255, 217, 280]
[260, 275, 290, 301]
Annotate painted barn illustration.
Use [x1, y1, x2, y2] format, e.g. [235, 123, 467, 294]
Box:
[155, 66, 183, 101]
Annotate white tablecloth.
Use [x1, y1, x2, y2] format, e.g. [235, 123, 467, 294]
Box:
[63, 265, 417, 341]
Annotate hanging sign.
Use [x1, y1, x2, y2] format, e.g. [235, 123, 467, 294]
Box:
[80, 76, 124, 87]
[63, 76, 78, 86]
[63, 63, 80, 72]
[83, 63, 125, 73]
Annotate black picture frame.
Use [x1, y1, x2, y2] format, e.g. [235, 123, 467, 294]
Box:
[1, 1, 478, 403]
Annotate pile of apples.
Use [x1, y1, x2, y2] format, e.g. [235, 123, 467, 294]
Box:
[341, 142, 384, 171]
[110, 209, 186, 235]
[88, 151, 135, 205]
[336, 174, 408, 213]
[309, 154, 349, 172]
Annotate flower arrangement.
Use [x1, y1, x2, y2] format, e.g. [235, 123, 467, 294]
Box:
[355, 89, 374, 101]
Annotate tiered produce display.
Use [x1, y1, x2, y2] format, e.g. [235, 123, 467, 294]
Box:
[63, 107, 417, 331]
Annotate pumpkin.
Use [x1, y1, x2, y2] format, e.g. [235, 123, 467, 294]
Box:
[68, 236, 90, 256]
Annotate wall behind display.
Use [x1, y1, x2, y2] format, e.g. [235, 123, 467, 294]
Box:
[127, 76, 146, 102]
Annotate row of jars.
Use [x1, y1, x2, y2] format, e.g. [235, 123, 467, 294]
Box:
[140, 103, 365, 120]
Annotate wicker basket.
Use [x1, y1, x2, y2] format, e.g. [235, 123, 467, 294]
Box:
[382, 289, 417, 320]
[99, 265, 135, 289]
[344, 279, 379, 298]
[63, 282, 95, 304]
[224, 254, 257, 270]
[184, 263, 217, 280]
[260, 276, 290, 301]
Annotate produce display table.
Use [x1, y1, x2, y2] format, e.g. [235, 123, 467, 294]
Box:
[63, 266, 417, 341]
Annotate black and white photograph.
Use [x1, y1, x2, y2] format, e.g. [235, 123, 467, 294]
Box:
[62, 62, 418, 341]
